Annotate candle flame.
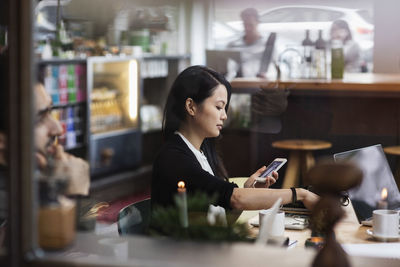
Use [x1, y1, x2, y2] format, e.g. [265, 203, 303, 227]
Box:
[178, 181, 185, 189]
[310, 237, 324, 243]
[381, 188, 388, 200]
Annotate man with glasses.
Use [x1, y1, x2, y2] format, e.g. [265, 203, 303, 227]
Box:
[34, 83, 89, 196]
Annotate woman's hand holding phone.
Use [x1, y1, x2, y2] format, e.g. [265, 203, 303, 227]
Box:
[244, 165, 279, 188]
[255, 171, 278, 188]
[244, 158, 286, 188]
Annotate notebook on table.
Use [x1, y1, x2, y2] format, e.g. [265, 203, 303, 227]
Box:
[333, 144, 400, 226]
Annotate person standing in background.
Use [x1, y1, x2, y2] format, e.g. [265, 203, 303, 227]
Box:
[227, 8, 275, 78]
[330, 19, 362, 73]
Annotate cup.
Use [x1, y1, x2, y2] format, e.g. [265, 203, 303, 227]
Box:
[259, 209, 285, 237]
[372, 209, 399, 237]
[98, 237, 128, 259]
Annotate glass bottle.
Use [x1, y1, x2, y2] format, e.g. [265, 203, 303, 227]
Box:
[42, 38, 53, 59]
[331, 40, 344, 79]
[301, 29, 314, 78]
[314, 30, 327, 79]
[52, 23, 62, 58]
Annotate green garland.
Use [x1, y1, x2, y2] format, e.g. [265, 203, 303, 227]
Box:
[149, 192, 252, 242]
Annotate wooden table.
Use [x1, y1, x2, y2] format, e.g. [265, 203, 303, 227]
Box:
[238, 201, 377, 246]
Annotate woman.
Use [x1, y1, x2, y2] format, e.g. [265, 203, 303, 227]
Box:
[151, 65, 318, 211]
[330, 19, 362, 73]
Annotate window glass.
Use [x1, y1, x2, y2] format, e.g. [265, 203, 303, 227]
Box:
[211, 2, 374, 75]
[32, 0, 185, 255]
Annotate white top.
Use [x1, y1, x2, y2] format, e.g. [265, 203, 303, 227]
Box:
[175, 132, 215, 175]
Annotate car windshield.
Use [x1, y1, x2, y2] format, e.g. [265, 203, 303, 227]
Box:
[260, 7, 343, 23]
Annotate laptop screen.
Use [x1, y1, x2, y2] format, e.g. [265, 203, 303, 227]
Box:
[334, 144, 400, 222]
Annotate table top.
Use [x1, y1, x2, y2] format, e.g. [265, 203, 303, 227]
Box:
[35, 197, 400, 267]
[271, 139, 332, 151]
[238, 200, 380, 246]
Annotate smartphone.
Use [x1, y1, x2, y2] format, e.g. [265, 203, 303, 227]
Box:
[256, 158, 287, 182]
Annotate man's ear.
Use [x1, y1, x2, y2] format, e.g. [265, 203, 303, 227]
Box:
[185, 98, 196, 116]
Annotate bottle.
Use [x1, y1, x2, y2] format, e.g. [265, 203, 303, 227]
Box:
[67, 65, 76, 103]
[314, 30, 327, 79]
[331, 39, 344, 79]
[42, 38, 53, 59]
[301, 30, 314, 78]
[52, 23, 62, 58]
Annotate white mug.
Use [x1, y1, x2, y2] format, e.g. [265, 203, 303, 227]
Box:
[98, 237, 128, 259]
[259, 209, 285, 237]
[372, 209, 399, 237]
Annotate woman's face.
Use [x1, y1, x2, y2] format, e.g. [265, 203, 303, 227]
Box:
[192, 84, 228, 138]
[331, 25, 348, 41]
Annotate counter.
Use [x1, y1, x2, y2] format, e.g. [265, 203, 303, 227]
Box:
[231, 73, 400, 97]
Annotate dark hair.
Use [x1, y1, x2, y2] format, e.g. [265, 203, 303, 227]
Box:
[162, 65, 232, 179]
[331, 19, 352, 43]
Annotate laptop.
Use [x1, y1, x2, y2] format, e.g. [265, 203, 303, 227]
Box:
[333, 144, 400, 225]
[206, 32, 276, 80]
[206, 49, 242, 80]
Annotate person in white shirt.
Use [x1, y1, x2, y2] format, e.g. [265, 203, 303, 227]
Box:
[227, 8, 275, 78]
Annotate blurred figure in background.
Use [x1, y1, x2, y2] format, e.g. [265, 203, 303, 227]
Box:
[227, 8, 276, 78]
[330, 19, 362, 73]
[229, 8, 262, 48]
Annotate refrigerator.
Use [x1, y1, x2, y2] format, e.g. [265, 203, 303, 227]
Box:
[87, 57, 141, 177]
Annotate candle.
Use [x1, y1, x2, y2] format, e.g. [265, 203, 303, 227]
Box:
[305, 236, 325, 250]
[177, 181, 188, 228]
[377, 188, 388, 209]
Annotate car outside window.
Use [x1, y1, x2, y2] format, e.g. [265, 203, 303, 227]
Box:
[357, 10, 373, 24]
[260, 8, 343, 23]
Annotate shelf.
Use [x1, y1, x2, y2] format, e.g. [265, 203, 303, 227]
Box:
[37, 58, 87, 65]
[91, 128, 139, 140]
[141, 54, 191, 60]
[142, 75, 168, 79]
[52, 102, 86, 109]
[37, 54, 190, 65]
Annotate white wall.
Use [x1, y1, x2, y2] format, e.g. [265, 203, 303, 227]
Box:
[373, 0, 400, 73]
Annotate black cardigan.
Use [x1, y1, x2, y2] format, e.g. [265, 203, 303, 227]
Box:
[151, 134, 238, 210]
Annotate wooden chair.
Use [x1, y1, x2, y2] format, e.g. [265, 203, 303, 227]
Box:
[117, 198, 151, 236]
[383, 146, 400, 189]
[272, 139, 332, 188]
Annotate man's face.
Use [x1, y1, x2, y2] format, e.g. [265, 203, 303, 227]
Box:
[34, 84, 63, 157]
[242, 16, 259, 36]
